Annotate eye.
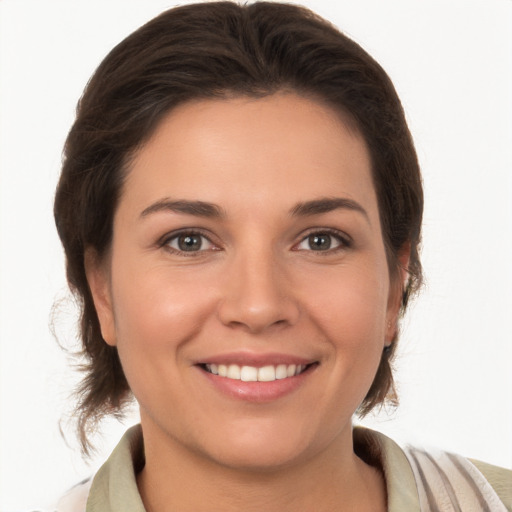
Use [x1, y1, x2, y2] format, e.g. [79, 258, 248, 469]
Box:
[163, 231, 217, 254]
[295, 230, 350, 252]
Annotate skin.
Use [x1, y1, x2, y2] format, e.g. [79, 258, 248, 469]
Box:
[86, 93, 406, 511]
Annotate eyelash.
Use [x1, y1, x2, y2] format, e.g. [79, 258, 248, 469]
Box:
[158, 228, 352, 256]
[294, 228, 352, 254]
[159, 229, 219, 256]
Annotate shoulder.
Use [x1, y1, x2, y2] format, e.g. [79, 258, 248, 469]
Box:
[354, 426, 512, 512]
[470, 457, 512, 511]
[55, 478, 92, 512]
[404, 444, 512, 512]
[57, 425, 146, 512]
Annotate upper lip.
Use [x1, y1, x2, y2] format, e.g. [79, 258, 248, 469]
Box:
[194, 351, 316, 367]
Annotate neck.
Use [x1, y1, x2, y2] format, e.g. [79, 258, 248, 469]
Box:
[136, 421, 386, 512]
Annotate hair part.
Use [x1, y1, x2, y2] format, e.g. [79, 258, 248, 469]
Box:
[54, 1, 423, 454]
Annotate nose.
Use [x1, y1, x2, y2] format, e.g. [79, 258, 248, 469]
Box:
[217, 248, 300, 334]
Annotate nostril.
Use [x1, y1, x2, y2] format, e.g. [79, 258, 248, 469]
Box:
[215, 262, 301, 332]
[217, 300, 299, 333]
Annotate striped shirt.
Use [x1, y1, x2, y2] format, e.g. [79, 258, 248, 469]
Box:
[56, 425, 512, 511]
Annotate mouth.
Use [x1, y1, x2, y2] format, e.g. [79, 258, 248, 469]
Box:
[200, 362, 315, 382]
[196, 356, 318, 402]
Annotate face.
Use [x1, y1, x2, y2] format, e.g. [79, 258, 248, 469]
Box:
[88, 93, 403, 471]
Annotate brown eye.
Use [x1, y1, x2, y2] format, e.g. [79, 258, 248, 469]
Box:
[165, 232, 215, 253]
[177, 234, 203, 251]
[308, 233, 332, 251]
[295, 230, 348, 252]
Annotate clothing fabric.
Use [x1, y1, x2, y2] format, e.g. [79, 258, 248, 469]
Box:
[56, 424, 512, 512]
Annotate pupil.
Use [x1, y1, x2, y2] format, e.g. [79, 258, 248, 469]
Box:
[309, 234, 331, 250]
[178, 234, 202, 251]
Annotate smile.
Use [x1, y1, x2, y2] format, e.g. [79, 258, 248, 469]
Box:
[204, 363, 308, 382]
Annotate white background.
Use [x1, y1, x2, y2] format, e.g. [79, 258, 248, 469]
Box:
[1, 1, 511, 510]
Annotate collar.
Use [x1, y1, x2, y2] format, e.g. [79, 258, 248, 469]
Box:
[86, 424, 421, 511]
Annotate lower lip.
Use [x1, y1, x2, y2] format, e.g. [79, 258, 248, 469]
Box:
[198, 365, 315, 403]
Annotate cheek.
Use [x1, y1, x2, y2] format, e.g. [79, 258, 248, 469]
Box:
[108, 261, 218, 416]
[110, 259, 214, 358]
[309, 268, 389, 404]
[301, 262, 390, 346]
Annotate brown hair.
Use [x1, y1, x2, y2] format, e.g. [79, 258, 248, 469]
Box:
[54, 1, 423, 453]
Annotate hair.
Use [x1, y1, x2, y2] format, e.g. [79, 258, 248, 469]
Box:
[54, 1, 423, 454]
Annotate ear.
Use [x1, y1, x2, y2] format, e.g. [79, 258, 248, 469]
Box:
[385, 242, 411, 344]
[84, 248, 117, 346]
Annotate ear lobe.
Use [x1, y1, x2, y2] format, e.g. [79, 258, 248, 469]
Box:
[84, 248, 117, 346]
[386, 242, 411, 343]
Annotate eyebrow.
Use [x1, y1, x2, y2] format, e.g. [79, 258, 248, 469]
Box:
[140, 198, 224, 219]
[140, 196, 369, 222]
[290, 197, 370, 222]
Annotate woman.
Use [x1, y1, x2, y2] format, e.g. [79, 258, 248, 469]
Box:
[52, 2, 511, 511]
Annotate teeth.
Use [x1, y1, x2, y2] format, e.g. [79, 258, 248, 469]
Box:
[258, 365, 276, 382]
[204, 363, 308, 381]
[276, 364, 288, 379]
[240, 366, 258, 382]
[227, 364, 241, 379]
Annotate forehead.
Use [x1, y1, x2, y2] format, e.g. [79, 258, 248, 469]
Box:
[121, 93, 378, 220]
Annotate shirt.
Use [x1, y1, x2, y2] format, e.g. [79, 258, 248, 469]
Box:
[57, 424, 512, 511]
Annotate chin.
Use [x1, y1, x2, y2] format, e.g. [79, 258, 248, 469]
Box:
[194, 416, 334, 473]
[207, 441, 308, 473]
